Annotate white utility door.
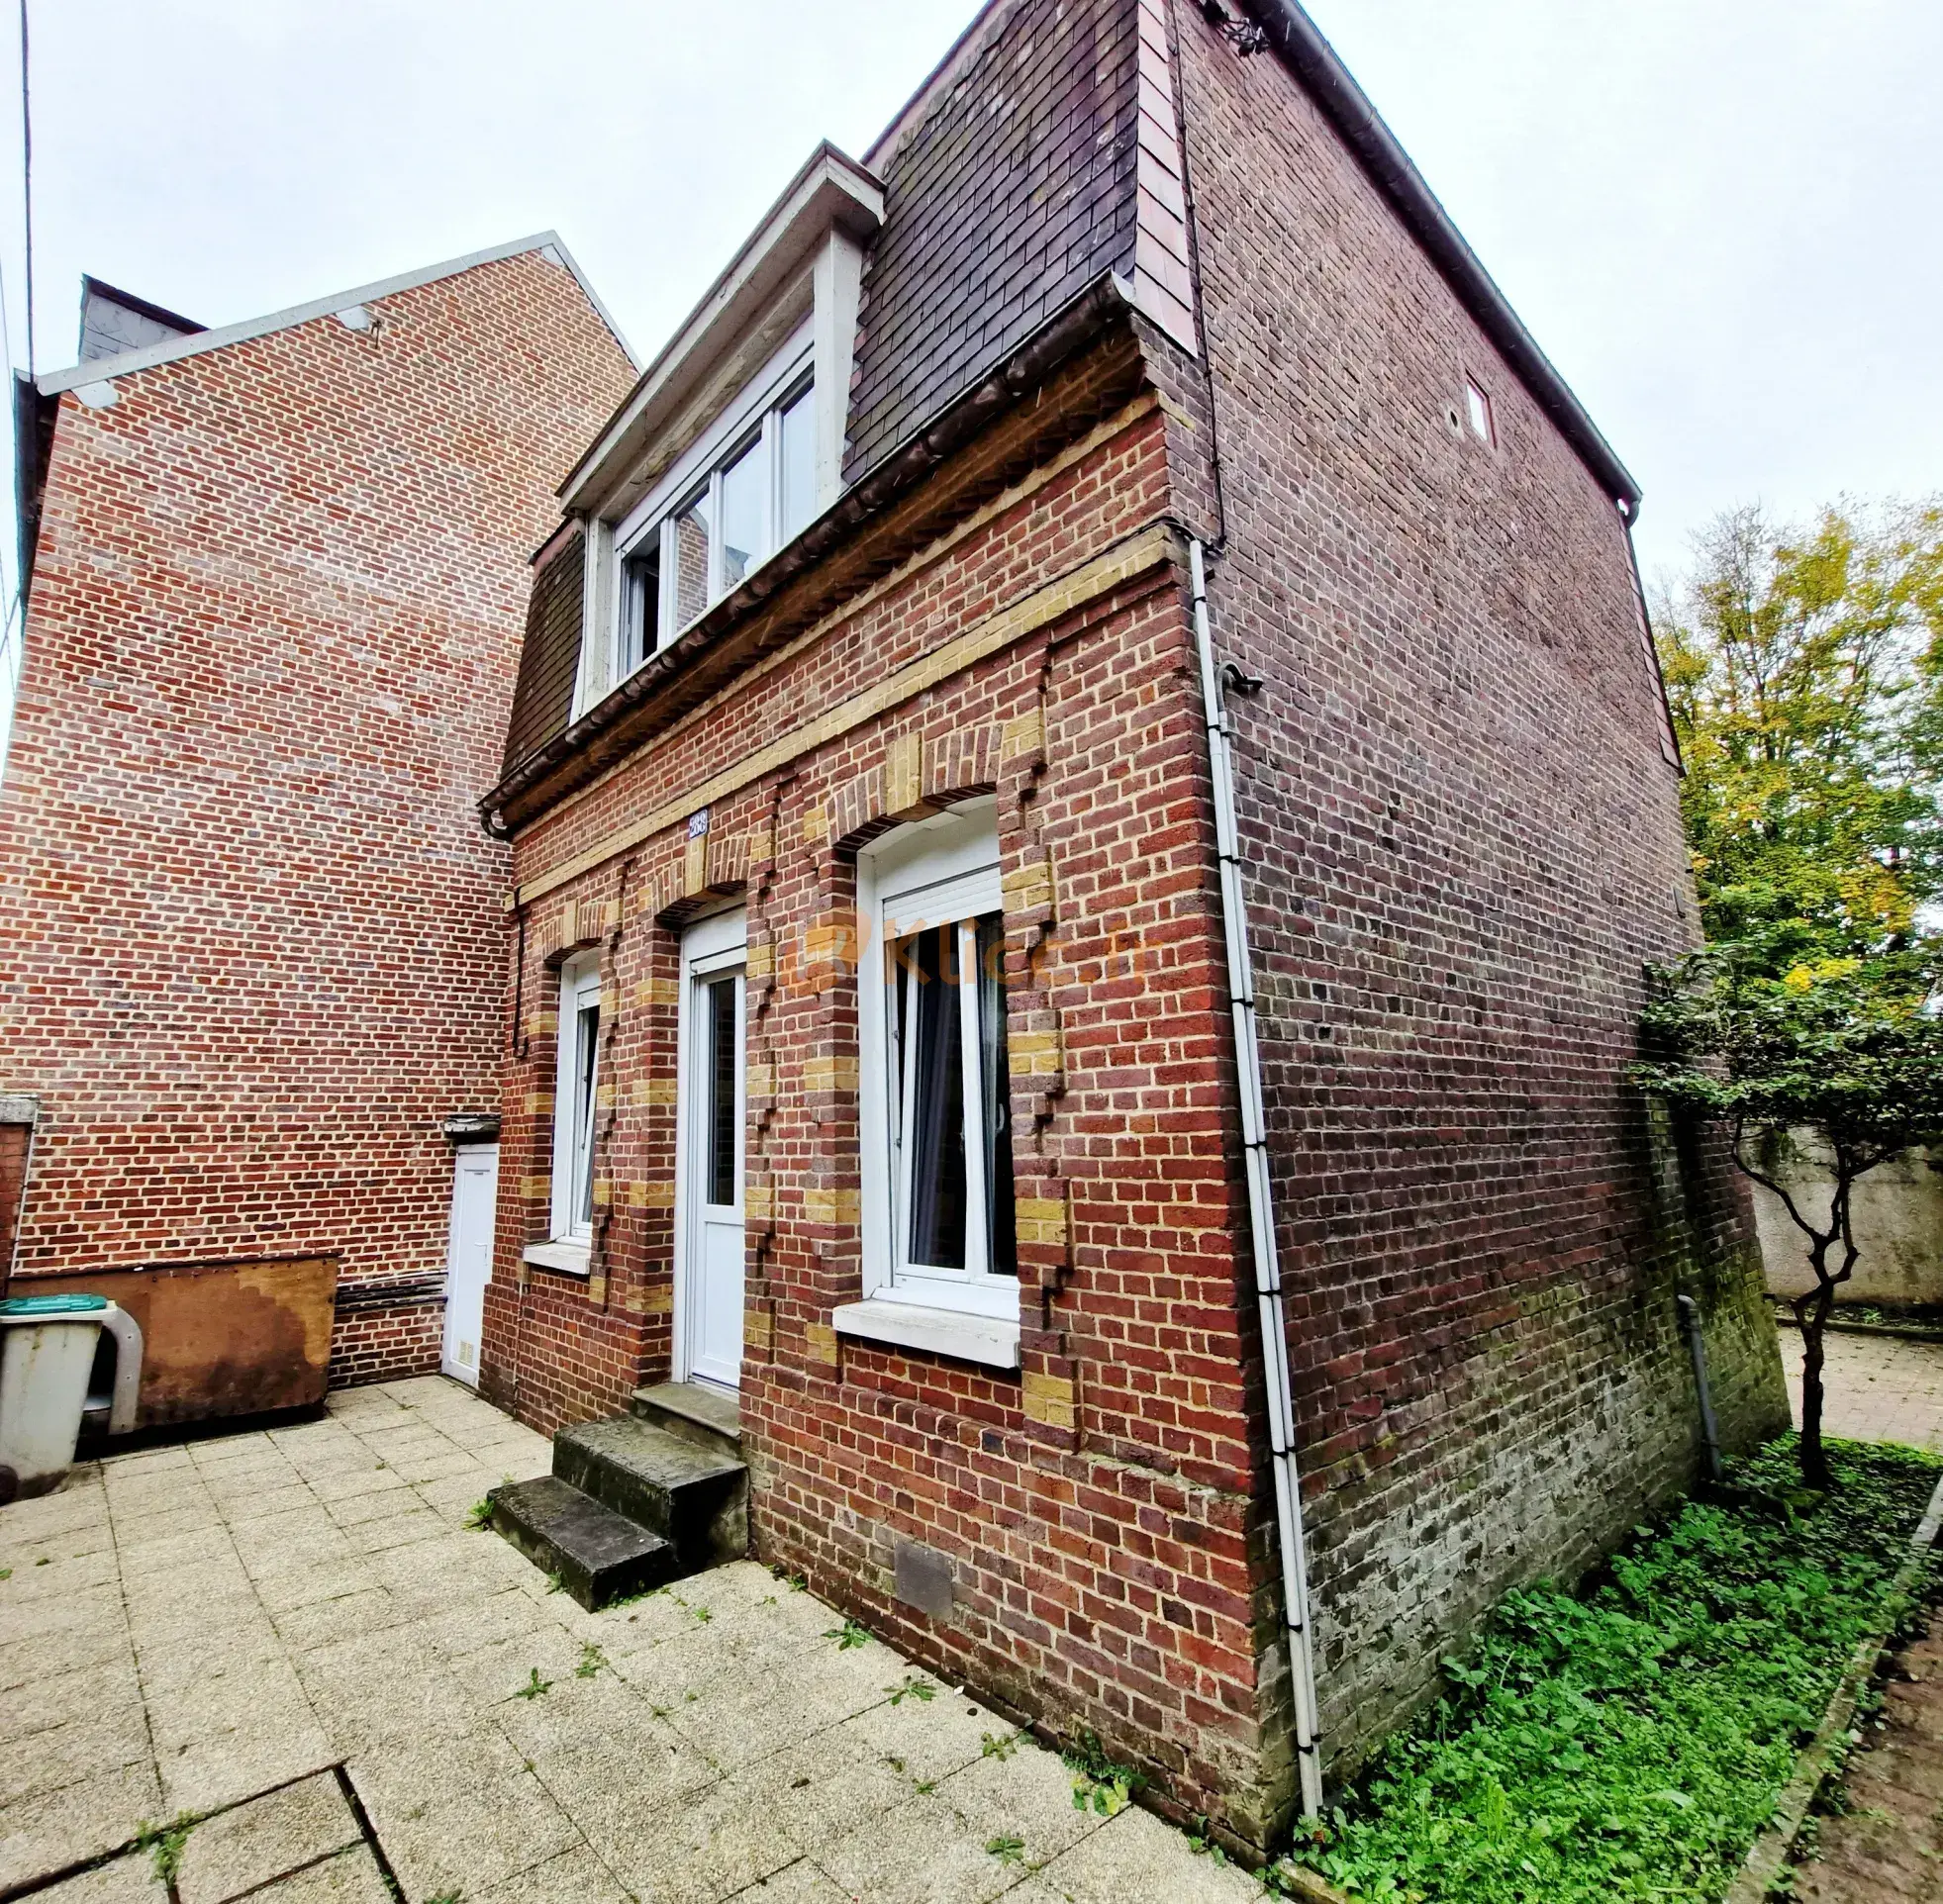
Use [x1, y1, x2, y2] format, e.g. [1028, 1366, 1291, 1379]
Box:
[677, 911, 746, 1390]
[442, 1144, 498, 1385]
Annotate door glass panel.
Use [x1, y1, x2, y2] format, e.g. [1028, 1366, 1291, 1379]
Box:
[976, 913, 1016, 1276]
[779, 384, 817, 542]
[718, 434, 767, 593]
[898, 925, 967, 1270]
[572, 1000, 600, 1226]
[705, 977, 737, 1208]
[672, 491, 713, 629]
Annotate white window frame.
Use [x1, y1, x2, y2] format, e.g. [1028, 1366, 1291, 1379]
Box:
[853, 800, 1018, 1327]
[1465, 375, 1496, 446]
[611, 322, 815, 678]
[549, 953, 604, 1247]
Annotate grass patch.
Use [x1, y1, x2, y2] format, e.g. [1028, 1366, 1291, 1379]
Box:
[1288, 1437, 1941, 1904]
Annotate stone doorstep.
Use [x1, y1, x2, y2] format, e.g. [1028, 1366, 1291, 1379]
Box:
[631, 1379, 743, 1459]
[489, 1475, 678, 1611]
[553, 1414, 746, 1571]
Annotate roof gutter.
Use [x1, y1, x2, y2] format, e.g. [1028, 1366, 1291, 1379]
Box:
[1232, 0, 1642, 514]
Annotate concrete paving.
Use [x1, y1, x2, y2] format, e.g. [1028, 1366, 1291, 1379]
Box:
[1781, 1327, 1943, 1452]
[0, 1377, 1259, 1903]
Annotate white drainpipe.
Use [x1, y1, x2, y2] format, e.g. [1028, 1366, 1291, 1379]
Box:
[1189, 537, 1325, 1819]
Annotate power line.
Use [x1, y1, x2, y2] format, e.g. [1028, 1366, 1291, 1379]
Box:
[18, 0, 30, 379]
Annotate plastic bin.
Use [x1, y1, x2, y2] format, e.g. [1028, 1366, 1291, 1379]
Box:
[0, 1292, 115, 1501]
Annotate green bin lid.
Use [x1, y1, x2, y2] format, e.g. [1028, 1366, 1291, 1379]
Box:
[0, 1292, 109, 1317]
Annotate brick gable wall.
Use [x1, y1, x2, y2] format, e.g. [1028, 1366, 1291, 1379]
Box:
[0, 249, 635, 1385]
[1167, 1, 1789, 1773]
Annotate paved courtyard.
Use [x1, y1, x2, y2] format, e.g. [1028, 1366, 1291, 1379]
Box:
[1780, 1327, 1943, 1452]
[0, 1377, 1259, 1904]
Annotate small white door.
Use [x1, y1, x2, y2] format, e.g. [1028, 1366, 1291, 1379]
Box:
[442, 1144, 498, 1385]
[677, 911, 746, 1390]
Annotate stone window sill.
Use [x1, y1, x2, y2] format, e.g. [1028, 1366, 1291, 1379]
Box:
[832, 1297, 1020, 1371]
[523, 1240, 591, 1278]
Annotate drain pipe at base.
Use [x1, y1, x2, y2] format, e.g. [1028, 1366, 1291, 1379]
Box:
[1189, 538, 1326, 1819]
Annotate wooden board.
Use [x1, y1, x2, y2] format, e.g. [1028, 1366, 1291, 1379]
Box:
[53, 1257, 339, 1426]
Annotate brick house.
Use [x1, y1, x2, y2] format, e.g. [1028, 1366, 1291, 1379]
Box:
[473, 0, 1787, 1850]
[0, 241, 636, 1391]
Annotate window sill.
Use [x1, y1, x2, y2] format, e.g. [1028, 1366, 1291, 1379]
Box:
[523, 1240, 591, 1278]
[832, 1297, 1020, 1371]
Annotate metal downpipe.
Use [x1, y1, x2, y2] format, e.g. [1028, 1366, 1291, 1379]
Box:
[1188, 537, 1324, 1818]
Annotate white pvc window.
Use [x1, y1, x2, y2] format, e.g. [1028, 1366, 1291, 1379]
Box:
[615, 371, 818, 677]
[550, 954, 603, 1243]
[857, 802, 1017, 1318]
[1465, 376, 1496, 445]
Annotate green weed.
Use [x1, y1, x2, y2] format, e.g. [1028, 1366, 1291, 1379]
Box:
[826, 1620, 869, 1650]
[576, 1644, 608, 1679]
[514, 1667, 551, 1700]
[135, 1813, 197, 1885]
[463, 1496, 495, 1530]
[985, 1834, 1026, 1866]
[886, 1676, 935, 1706]
[1290, 1437, 1943, 1904]
[1063, 1727, 1140, 1818]
[981, 1731, 1020, 1761]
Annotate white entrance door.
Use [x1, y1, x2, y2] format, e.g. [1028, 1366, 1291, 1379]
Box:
[442, 1143, 498, 1385]
[677, 910, 746, 1390]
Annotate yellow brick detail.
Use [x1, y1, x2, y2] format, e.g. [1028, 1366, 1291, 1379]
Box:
[635, 978, 680, 1009]
[586, 1274, 608, 1305]
[519, 1175, 551, 1201]
[684, 833, 709, 895]
[591, 1179, 613, 1207]
[525, 1010, 558, 1039]
[1016, 1196, 1069, 1245]
[745, 1063, 776, 1098]
[1022, 1371, 1076, 1431]
[803, 1056, 859, 1094]
[746, 942, 775, 981]
[804, 1322, 839, 1368]
[600, 988, 620, 1016]
[1002, 707, 1045, 762]
[643, 1282, 674, 1314]
[745, 1185, 774, 1220]
[524, 1092, 556, 1116]
[1008, 1031, 1061, 1076]
[745, 1307, 774, 1352]
[629, 1181, 674, 1209]
[885, 731, 924, 813]
[1003, 859, 1056, 913]
[802, 803, 830, 843]
[803, 1188, 862, 1225]
[595, 1084, 616, 1110]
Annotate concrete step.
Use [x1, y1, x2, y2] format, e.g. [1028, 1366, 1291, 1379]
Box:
[630, 1380, 742, 1459]
[554, 1414, 746, 1571]
[489, 1475, 677, 1611]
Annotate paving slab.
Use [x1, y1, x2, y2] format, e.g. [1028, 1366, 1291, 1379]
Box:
[0, 1374, 1269, 1902]
[174, 1770, 360, 1903]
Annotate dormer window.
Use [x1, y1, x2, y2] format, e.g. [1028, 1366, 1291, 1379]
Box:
[561, 143, 884, 717]
[615, 361, 819, 677]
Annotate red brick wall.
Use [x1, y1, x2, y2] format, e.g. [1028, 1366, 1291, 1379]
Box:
[485, 362, 1304, 1842]
[0, 249, 636, 1386]
[1168, 0, 1788, 1775]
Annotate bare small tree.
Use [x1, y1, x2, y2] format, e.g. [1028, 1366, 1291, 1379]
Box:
[1633, 945, 1943, 1488]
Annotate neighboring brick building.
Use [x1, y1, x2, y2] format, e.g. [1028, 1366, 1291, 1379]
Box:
[473, 0, 1789, 1852]
[0, 242, 636, 1388]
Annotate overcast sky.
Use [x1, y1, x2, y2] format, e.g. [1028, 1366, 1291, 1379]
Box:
[3, 0, 1937, 604]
